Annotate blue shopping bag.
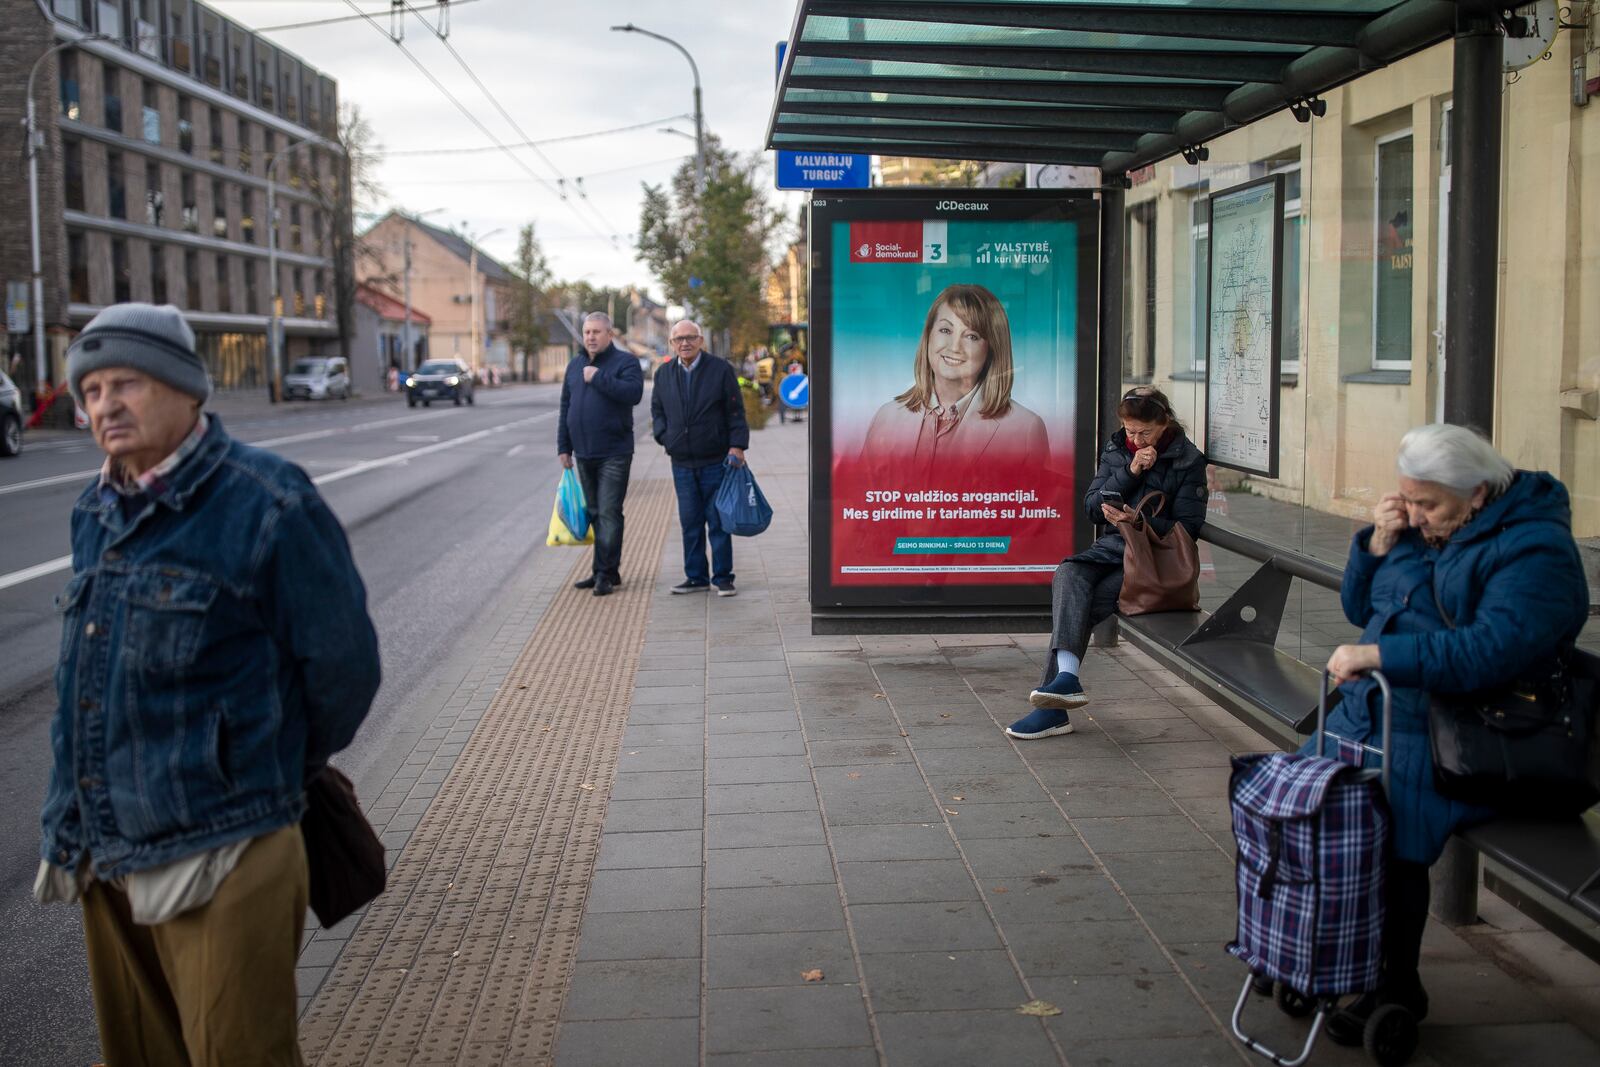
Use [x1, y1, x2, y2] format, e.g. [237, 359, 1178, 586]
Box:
[547, 467, 592, 546]
[714, 459, 773, 537]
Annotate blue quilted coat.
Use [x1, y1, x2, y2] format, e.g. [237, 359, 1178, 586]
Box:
[1307, 471, 1589, 864]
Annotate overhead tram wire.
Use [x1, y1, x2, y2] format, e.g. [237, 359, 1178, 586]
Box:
[398, 2, 623, 246]
[256, 0, 482, 34]
[374, 115, 692, 157]
[334, 0, 620, 249]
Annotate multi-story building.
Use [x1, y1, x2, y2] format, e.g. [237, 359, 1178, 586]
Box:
[1, 0, 344, 397]
[360, 212, 513, 373]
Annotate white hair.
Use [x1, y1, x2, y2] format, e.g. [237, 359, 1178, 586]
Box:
[583, 312, 613, 329]
[1396, 423, 1514, 498]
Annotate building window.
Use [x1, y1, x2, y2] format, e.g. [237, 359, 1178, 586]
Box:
[177, 97, 193, 153]
[181, 172, 198, 232]
[150, 244, 168, 304]
[201, 12, 222, 88]
[170, 1, 192, 72]
[258, 49, 275, 110]
[1190, 196, 1209, 373]
[1122, 201, 1157, 381]
[107, 150, 126, 220]
[96, 0, 120, 38]
[59, 53, 80, 120]
[244, 260, 257, 314]
[314, 269, 326, 319]
[208, 106, 223, 164]
[102, 61, 122, 133]
[289, 205, 302, 251]
[184, 248, 200, 305]
[240, 189, 255, 245]
[64, 138, 85, 211]
[145, 160, 163, 226]
[215, 255, 232, 313]
[288, 149, 303, 190]
[1373, 131, 1415, 369]
[231, 40, 248, 99]
[211, 178, 227, 239]
[141, 80, 160, 144]
[292, 268, 305, 316]
[262, 128, 276, 170]
[54, 0, 82, 21]
[112, 238, 131, 303]
[134, 0, 161, 61]
[237, 119, 253, 173]
[68, 232, 89, 303]
[311, 210, 323, 255]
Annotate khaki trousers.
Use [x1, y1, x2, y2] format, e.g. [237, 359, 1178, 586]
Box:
[82, 824, 308, 1067]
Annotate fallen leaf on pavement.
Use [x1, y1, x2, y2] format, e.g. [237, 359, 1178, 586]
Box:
[900, 731, 909, 737]
[1016, 1000, 1061, 1018]
[873, 693, 886, 699]
[951, 795, 965, 801]
[940, 713, 952, 719]
[579, 783, 595, 791]
[847, 772, 861, 779]
[992, 886, 1009, 894]
[944, 808, 959, 816]
[801, 969, 825, 982]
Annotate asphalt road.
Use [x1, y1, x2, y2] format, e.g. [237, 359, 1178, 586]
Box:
[0, 382, 603, 1065]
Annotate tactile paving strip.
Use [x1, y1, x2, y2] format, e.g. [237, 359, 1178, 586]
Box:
[302, 478, 674, 1066]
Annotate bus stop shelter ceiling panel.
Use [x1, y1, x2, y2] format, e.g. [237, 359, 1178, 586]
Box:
[767, 0, 1458, 176]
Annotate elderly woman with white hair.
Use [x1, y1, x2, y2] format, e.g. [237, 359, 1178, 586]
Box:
[1313, 423, 1589, 1046]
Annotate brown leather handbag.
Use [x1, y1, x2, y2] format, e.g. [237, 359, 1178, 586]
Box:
[1114, 491, 1201, 615]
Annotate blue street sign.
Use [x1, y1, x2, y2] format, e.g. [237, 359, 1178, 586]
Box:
[774, 41, 869, 191]
[780, 373, 809, 409]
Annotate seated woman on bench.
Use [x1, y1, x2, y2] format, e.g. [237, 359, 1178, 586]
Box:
[1006, 386, 1208, 740]
[1315, 423, 1588, 1046]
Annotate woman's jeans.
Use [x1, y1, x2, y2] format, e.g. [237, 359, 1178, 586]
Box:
[576, 454, 632, 583]
[671, 461, 733, 586]
[1044, 560, 1123, 682]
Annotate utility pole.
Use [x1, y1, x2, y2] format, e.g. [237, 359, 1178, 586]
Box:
[401, 228, 413, 372]
[468, 243, 478, 371]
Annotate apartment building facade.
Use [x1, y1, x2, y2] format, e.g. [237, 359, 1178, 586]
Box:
[0, 0, 344, 395]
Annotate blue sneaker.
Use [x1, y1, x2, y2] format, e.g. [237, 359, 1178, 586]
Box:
[1005, 707, 1075, 740]
[1030, 672, 1089, 711]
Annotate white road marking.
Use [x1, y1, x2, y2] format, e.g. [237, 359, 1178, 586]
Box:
[505, 444, 525, 458]
[0, 411, 553, 591]
[395, 435, 442, 444]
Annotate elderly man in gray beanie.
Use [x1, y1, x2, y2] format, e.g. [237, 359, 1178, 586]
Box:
[40, 303, 381, 1065]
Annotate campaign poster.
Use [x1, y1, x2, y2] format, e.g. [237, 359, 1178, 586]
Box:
[809, 192, 1099, 612]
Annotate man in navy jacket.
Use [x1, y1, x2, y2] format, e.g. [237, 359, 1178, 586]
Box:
[651, 319, 749, 596]
[558, 312, 644, 596]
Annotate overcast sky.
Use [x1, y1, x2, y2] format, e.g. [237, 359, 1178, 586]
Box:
[213, 0, 805, 294]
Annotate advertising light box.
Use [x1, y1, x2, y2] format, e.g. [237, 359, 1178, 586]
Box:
[809, 192, 1099, 618]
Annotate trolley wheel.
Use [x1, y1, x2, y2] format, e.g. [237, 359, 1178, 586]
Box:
[1363, 1003, 1419, 1067]
[1274, 982, 1316, 1019]
[1249, 974, 1274, 997]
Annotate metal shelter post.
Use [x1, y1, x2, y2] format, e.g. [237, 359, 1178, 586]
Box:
[1433, 1, 1505, 927]
[1093, 184, 1126, 650]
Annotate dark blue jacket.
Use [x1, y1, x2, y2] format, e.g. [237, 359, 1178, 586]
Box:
[650, 355, 750, 468]
[1308, 470, 1589, 864]
[42, 418, 379, 879]
[557, 343, 644, 459]
[1071, 427, 1209, 566]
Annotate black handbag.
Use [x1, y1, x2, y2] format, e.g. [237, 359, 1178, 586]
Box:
[301, 766, 387, 927]
[1427, 587, 1600, 816]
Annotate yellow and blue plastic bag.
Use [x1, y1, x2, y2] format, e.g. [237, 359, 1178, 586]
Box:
[546, 468, 594, 546]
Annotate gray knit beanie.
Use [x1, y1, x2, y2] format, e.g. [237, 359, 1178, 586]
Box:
[67, 303, 211, 404]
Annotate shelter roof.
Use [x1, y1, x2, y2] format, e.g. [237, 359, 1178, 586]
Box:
[765, 1, 1456, 175]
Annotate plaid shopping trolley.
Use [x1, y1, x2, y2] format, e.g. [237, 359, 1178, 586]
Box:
[1227, 671, 1418, 1067]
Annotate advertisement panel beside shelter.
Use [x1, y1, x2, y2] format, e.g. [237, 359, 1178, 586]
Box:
[809, 192, 1099, 620]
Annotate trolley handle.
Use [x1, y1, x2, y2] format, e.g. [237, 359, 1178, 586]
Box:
[1314, 668, 1393, 796]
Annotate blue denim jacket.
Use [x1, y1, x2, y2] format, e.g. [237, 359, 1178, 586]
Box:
[41, 417, 380, 879]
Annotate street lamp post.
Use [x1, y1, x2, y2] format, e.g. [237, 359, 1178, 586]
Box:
[266, 135, 314, 402]
[25, 36, 106, 397]
[463, 226, 504, 370]
[611, 24, 703, 195]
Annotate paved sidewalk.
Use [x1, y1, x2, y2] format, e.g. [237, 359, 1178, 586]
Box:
[304, 418, 1600, 1065]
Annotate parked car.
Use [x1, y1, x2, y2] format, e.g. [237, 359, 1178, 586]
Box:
[405, 359, 475, 407]
[282, 356, 351, 401]
[0, 370, 23, 457]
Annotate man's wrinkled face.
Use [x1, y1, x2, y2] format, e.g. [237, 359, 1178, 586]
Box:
[582, 320, 609, 356]
[80, 368, 199, 477]
[670, 326, 703, 364]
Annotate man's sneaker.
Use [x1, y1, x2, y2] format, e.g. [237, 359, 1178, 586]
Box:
[593, 578, 615, 597]
[1005, 707, 1074, 740]
[1030, 672, 1089, 710]
[714, 581, 737, 597]
[574, 575, 597, 590]
[671, 581, 710, 595]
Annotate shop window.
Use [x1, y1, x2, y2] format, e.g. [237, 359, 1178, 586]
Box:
[150, 244, 168, 304]
[215, 255, 232, 313]
[141, 80, 160, 144]
[107, 150, 126, 220]
[59, 52, 79, 120]
[68, 232, 89, 304]
[145, 160, 163, 226]
[177, 96, 193, 154]
[112, 238, 131, 303]
[211, 178, 227, 239]
[180, 171, 198, 232]
[102, 61, 122, 133]
[1373, 131, 1414, 369]
[64, 138, 84, 211]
